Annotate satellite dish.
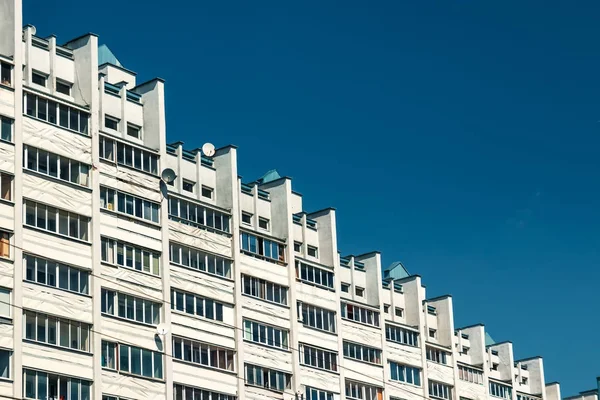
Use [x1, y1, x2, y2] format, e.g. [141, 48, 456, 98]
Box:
[156, 323, 169, 336]
[202, 143, 216, 157]
[160, 168, 177, 184]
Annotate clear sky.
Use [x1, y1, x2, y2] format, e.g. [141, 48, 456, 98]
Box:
[25, 0, 599, 394]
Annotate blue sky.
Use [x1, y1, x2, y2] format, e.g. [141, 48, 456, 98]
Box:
[26, 0, 599, 394]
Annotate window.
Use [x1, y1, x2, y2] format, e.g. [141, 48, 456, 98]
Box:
[32, 71, 47, 87]
[521, 377, 528, 385]
[241, 275, 287, 305]
[426, 347, 448, 364]
[345, 381, 382, 400]
[173, 336, 235, 371]
[99, 136, 159, 175]
[461, 346, 469, 355]
[429, 328, 437, 338]
[100, 186, 160, 223]
[0, 288, 10, 318]
[458, 364, 484, 385]
[174, 384, 236, 400]
[0, 116, 12, 142]
[0, 231, 10, 258]
[307, 245, 318, 258]
[427, 305, 437, 315]
[244, 364, 291, 392]
[101, 340, 163, 380]
[243, 319, 289, 349]
[101, 288, 161, 325]
[171, 289, 225, 322]
[126, 123, 141, 139]
[385, 324, 419, 347]
[241, 212, 252, 225]
[296, 260, 334, 289]
[201, 186, 213, 199]
[102, 237, 160, 276]
[343, 341, 382, 365]
[340, 302, 380, 327]
[105, 115, 119, 131]
[492, 363, 499, 371]
[293, 241, 302, 252]
[24, 93, 89, 134]
[341, 283, 350, 293]
[297, 302, 336, 333]
[25, 254, 89, 295]
[170, 242, 232, 278]
[258, 217, 269, 230]
[0, 349, 9, 379]
[489, 382, 512, 399]
[24, 310, 90, 352]
[240, 232, 285, 263]
[0, 62, 11, 86]
[395, 307, 404, 317]
[24, 200, 90, 241]
[24, 369, 91, 400]
[24, 146, 90, 186]
[429, 381, 453, 400]
[56, 80, 71, 96]
[300, 343, 338, 372]
[182, 180, 195, 193]
[306, 387, 333, 400]
[389, 361, 421, 386]
[355, 287, 364, 297]
[169, 197, 230, 234]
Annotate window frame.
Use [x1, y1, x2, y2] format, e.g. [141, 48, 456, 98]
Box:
[241, 275, 287, 306]
[101, 340, 163, 380]
[170, 242, 232, 279]
[258, 217, 269, 230]
[243, 319, 289, 350]
[24, 200, 90, 242]
[31, 71, 47, 87]
[102, 237, 161, 276]
[104, 115, 120, 131]
[385, 323, 420, 347]
[170, 289, 225, 322]
[24, 145, 90, 187]
[23, 368, 91, 400]
[0, 62, 12, 86]
[0, 116, 13, 142]
[101, 288, 161, 326]
[126, 123, 141, 139]
[24, 309, 91, 352]
[172, 336, 235, 372]
[307, 245, 318, 258]
[201, 186, 214, 199]
[299, 343, 338, 372]
[55, 79, 72, 96]
[25, 254, 89, 295]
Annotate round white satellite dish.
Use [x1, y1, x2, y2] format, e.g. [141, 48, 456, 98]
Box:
[160, 168, 177, 184]
[202, 143, 216, 157]
[156, 323, 169, 336]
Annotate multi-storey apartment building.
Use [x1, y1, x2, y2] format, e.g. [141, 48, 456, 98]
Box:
[564, 379, 599, 400]
[0, 1, 573, 400]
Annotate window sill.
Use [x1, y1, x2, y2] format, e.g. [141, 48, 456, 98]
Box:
[296, 278, 335, 292]
[0, 377, 13, 383]
[389, 378, 421, 388]
[101, 367, 164, 383]
[244, 383, 286, 394]
[168, 216, 232, 238]
[23, 338, 92, 356]
[170, 310, 231, 327]
[0, 198, 14, 207]
[341, 317, 380, 330]
[240, 250, 286, 266]
[23, 224, 91, 246]
[101, 312, 159, 330]
[343, 356, 383, 368]
[172, 358, 237, 376]
[299, 323, 337, 337]
[0, 83, 14, 92]
[241, 293, 289, 309]
[0, 138, 14, 146]
[0, 256, 13, 264]
[23, 168, 92, 192]
[23, 113, 89, 138]
[170, 262, 234, 282]
[23, 279, 91, 298]
[98, 157, 160, 179]
[243, 339, 291, 354]
[101, 261, 161, 279]
[299, 363, 339, 375]
[100, 208, 161, 229]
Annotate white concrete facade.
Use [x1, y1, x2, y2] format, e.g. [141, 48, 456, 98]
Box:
[0, 2, 570, 400]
